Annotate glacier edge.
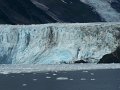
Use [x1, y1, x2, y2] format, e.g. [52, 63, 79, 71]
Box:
[0, 22, 120, 64]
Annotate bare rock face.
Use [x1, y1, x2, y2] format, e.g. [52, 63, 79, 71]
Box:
[74, 60, 88, 64]
[98, 47, 120, 64]
[1, 0, 120, 24]
[0, 23, 120, 64]
[0, 0, 120, 24]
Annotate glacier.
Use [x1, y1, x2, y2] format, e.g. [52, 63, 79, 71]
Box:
[0, 22, 120, 64]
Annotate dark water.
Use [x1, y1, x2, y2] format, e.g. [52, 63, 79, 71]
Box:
[0, 69, 120, 90]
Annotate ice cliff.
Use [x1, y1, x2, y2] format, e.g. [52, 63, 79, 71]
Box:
[0, 23, 120, 64]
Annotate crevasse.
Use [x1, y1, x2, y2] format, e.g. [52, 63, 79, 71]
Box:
[0, 23, 120, 64]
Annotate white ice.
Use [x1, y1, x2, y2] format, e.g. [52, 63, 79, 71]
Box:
[0, 64, 120, 74]
[56, 77, 69, 80]
[0, 22, 120, 64]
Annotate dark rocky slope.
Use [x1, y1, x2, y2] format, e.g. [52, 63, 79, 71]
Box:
[0, 0, 103, 24]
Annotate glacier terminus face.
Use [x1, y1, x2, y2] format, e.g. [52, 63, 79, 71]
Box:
[0, 23, 120, 64]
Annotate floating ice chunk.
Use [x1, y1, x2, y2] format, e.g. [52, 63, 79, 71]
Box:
[0, 71, 9, 75]
[90, 73, 94, 75]
[82, 71, 88, 73]
[33, 78, 37, 81]
[80, 78, 86, 80]
[91, 78, 96, 81]
[53, 73, 57, 75]
[22, 84, 27, 87]
[69, 79, 74, 80]
[46, 76, 51, 79]
[56, 77, 68, 80]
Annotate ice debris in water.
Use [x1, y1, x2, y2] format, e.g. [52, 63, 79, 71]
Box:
[69, 79, 74, 80]
[91, 78, 96, 81]
[90, 73, 94, 75]
[22, 84, 27, 87]
[53, 73, 57, 76]
[80, 78, 86, 80]
[33, 78, 37, 81]
[82, 70, 88, 73]
[46, 76, 51, 79]
[56, 77, 69, 80]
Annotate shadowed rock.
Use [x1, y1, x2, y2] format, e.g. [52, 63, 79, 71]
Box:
[74, 60, 88, 64]
[98, 47, 120, 64]
[0, 0, 103, 24]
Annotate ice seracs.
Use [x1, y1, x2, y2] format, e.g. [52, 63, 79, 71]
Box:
[0, 23, 120, 64]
